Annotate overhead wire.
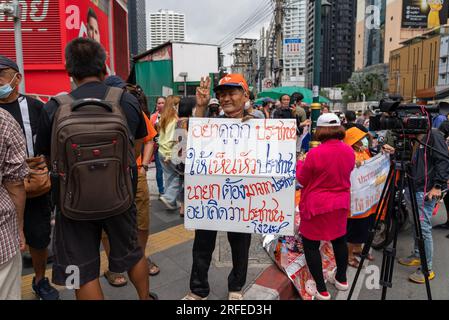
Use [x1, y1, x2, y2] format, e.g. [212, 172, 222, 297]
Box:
[217, 0, 272, 46]
[218, 0, 274, 49]
[220, 10, 275, 50]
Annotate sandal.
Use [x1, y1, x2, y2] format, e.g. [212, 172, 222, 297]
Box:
[348, 257, 360, 269]
[354, 252, 375, 261]
[104, 270, 128, 287]
[149, 292, 159, 300]
[148, 259, 160, 276]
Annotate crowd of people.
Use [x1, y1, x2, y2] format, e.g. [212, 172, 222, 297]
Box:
[1, 36, 449, 301]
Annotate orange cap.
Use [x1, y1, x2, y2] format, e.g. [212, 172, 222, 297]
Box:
[343, 127, 368, 146]
[214, 74, 249, 93]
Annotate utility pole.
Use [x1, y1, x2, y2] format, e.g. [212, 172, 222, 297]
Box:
[274, 0, 284, 87]
[310, 0, 331, 149]
[0, 0, 25, 93]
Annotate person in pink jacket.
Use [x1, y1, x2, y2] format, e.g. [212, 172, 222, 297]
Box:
[296, 113, 355, 300]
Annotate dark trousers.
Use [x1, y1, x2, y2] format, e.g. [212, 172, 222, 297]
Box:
[154, 151, 164, 194]
[190, 230, 252, 298]
[302, 235, 348, 293]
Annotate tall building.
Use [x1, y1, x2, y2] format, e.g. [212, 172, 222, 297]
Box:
[354, 0, 448, 74]
[148, 9, 185, 49]
[282, 0, 307, 87]
[128, 0, 147, 56]
[306, 0, 357, 88]
[388, 26, 449, 102]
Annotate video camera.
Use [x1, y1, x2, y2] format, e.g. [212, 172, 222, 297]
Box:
[369, 96, 449, 135]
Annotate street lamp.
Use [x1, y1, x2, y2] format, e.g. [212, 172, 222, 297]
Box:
[0, 0, 25, 93]
[179, 72, 188, 97]
[310, 0, 332, 148]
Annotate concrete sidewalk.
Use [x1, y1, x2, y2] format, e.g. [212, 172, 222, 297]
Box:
[21, 164, 273, 300]
[44, 229, 269, 300]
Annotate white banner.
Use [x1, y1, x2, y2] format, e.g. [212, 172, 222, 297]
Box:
[350, 153, 390, 218]
[184, 118, 297, 235]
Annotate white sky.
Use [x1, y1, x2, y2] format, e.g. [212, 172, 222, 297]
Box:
[145, 0, 273, 67]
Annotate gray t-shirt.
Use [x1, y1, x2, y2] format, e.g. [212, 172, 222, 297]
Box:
[251, 109, 265, 119]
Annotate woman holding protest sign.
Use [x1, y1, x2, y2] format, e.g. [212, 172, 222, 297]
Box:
[343, 127, 376, 268]
[296, 113, 355, 300]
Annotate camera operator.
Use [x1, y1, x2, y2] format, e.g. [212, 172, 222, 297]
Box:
[384, 129, 449, 283]
[434, 119, 449, 236]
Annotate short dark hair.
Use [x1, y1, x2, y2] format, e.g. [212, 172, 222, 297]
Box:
[291, 92, 304, 104]
[126, 84, 149, 117]
[345, 110, 356, 122]
[156, 96, 166, 103]
[178, 97, 196, 118]
[279, 94, 290, 102]
[87, 8, 98, 22]
[65, 37, 106, 80]
[314, 126, 346, 142]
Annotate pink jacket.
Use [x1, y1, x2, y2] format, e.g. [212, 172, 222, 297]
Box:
[297, 140, 355, 220]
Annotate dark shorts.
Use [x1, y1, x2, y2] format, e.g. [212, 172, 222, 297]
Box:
[51, 204, 143, 287]
[347, 215, 376, 244]
[24, 194, 52, 250]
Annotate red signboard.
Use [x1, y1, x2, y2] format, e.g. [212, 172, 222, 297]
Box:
[0, 0, 65, 66]
[0, 0, 128, 97]
[65, 0, 112, 69]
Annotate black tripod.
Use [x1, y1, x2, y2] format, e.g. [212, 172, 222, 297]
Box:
[348, 138, 433, 300]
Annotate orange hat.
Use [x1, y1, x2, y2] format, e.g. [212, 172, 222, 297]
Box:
[214, 74, 249, 93]
[344, 127, 368, 146]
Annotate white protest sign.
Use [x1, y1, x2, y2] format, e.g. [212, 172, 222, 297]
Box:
[350, 153, 390, 217]
[184, 118, 297, 236]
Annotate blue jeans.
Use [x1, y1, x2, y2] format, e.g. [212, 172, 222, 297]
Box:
[159, 153, 181, 205]
[405, 191, 436, 270]
[154, 151, 164, 194]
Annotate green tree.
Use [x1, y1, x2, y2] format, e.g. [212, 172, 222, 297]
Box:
[343, 72, 386, 103]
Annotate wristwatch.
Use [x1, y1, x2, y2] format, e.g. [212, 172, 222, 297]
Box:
[142, 164, 149, 172]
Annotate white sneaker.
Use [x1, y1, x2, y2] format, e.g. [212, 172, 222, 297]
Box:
[160, 196, 177, 210]
[328, 268, 349, 291]
[228, 291, 244, 300]
[181, 292, 208, 300]
[315, 291, 332, 300]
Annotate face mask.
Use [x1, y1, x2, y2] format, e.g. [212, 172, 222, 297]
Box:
[244, 101, 251, 110]
[209, 106, 219, 114]
[0, 73, 18, 99]
[361, 138, 369, 149]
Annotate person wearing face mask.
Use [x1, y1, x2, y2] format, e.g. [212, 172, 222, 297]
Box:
[244, 92, 265, 119]
[343, 127, 376, 268]
[0, 55, 60, 300]
[206, 98, 221, 118]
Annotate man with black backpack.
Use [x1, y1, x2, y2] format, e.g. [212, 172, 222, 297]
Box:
[35, 38, 155, 300]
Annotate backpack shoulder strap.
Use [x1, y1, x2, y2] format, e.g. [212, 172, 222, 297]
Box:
[51, 94, 75, 121]
[104, 86, 135, 144]
[52, 94, 75, 107]
[104, 87, 124, 108]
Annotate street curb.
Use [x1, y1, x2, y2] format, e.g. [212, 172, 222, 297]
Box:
[243, 265, 300, 300]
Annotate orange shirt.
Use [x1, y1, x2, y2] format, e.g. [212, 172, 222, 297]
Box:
[137, 113, 157, 167]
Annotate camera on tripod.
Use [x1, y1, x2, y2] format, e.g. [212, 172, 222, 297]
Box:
[369, 95, 449, 135]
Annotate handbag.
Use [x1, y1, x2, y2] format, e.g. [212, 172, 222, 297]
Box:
[24, 156, 51, 198]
